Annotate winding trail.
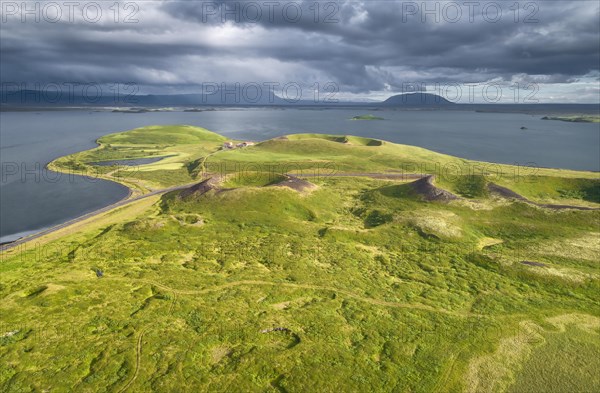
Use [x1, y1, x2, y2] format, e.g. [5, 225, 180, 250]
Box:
[118, 328, 147, 393]
[110, 277, 478, 317]
[109, 277, 483, 392]
[487, 182, 600, 211]
[295, 172, 427, 181]
[106, 275, 476, 393]
[0, 182, 193, 252]
[431, 346, 466, 393]
[1, 150, 225, 252]
[168, 292, 177, 315]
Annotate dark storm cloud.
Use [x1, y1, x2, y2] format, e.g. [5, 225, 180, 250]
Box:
[0, 0, 598, 101]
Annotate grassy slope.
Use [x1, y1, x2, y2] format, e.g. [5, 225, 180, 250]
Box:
[2, 126, 599, 392]
[205, 133, 599, 206]
[49, 125, 227, 192]
[507, 324, 600, 393]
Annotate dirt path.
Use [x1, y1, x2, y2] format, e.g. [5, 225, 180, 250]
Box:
[110, 278, 478, 317]
[106, 277, 480, 391]
[0, 182, 195, 252]
[488, 183, 600, 211]
[118, 328, 147, 393]
[168, 292, 177, 315]
[296, 172, 426, 180]
[431, 345, 466, 393]
[1, 149, 227, 252]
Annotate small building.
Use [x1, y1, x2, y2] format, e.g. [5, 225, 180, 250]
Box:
[222, 142, 234, 149]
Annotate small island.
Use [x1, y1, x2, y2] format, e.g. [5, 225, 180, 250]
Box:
[541, 115, 600, 123]
[351, 114, 385, 120]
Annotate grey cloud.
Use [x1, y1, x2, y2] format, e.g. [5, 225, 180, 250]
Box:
[0, 0, 598, 101]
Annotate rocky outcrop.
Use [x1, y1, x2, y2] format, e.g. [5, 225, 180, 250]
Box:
[487, 183, 527, 201]
[270, 175, 316, 192]
[179, 177, 220, 198]
[409, 175, 458, 202]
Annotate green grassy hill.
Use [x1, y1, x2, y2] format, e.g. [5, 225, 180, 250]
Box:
[2, 125, 599, 392]
[350, 114, 385, 120]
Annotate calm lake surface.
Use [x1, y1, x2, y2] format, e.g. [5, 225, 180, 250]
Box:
[1, 108, 599, 242]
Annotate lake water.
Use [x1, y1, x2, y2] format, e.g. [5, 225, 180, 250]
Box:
[1, 108, 599, 242]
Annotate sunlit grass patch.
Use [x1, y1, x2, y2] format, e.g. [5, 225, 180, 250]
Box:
[3, 126, 600, 392]
[508, 314, 600, 393]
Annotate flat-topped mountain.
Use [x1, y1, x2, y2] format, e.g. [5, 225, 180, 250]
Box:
[381, 92, 454, 106]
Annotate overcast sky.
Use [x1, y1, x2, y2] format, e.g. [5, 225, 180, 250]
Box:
[1, 0, 599, 103]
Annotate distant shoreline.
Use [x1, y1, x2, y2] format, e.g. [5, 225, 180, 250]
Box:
[1, 103, 599, 116]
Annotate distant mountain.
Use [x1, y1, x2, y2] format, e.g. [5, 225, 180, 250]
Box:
[137, 91, 290, 106]
[381, 93, 454, 106]
[0, 89, 289, 107]
[4, 90, 598, 112]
